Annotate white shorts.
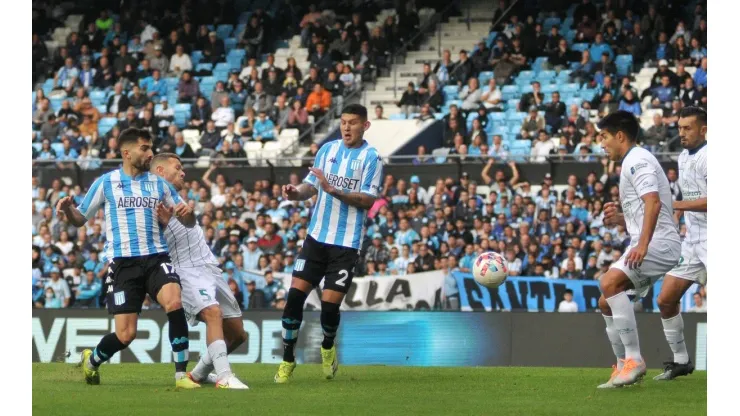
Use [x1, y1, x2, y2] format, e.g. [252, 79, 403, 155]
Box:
[610, 239, 681, 298]
[667, 240, 708, 286]
[178, 263, 242, 326]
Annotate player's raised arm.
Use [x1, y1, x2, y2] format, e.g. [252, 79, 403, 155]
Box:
[58, 175, 106, 227]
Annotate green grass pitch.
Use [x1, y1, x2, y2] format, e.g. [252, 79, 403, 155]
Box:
[33, 363, 706, 416]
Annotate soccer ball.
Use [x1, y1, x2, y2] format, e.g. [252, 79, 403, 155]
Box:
[472, 252, 508, 288]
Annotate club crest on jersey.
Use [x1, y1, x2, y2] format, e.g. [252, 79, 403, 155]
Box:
[294, 259, 305, 271]
[142, 182, 154, 193]
[351, 159, 361, 170]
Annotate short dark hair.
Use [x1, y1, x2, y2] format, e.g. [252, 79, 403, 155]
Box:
[565, 289, 574, 295]
[151, 152, 181, 170]
[597, 111, 640, 142]
[341, 104, 368, 120]
[679, 106, 707, 126]
[118, 128, 152, 147]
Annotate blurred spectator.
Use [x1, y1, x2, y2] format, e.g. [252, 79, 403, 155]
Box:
[459, 78, 482, 112]
[396, 82, 419, 119]
[212, 96, 236, 129]
[618, 89, 641, 116]
[519, 81, 544, 112]
[305, 84, 332, 121]
[543, 92, 566, 131]
[688, 292, 707, 313]
[557, 289, 579, 312]
[481, 78, 503, 111]
[189, 96, 211, 130]
[373, 105, 386, 120]
[253, 111, 276, 142]
[419, 80, 443, 113]
[521, 107, 545, 135]
[204, 31, 225, 64]
[199, 120, 221, 150]
[245, 82, 275, 114]
[177, 71, 200, 104]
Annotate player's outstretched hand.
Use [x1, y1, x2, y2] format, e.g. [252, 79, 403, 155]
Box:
[55, 196, 74, 217]
[625, 244, 647, 269]
[283, 184, 300, 201]
[174, 202, 192, 219]
[155, 202, 174, 225]
[603, 202, 619, 225]
[308, 167, 333, 194]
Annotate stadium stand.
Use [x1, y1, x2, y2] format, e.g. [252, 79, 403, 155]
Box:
[32, 0, 708, 311]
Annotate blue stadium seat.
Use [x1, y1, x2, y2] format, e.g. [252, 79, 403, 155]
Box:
[489, 112, 506, 122]
[165, 77, 179, 89]
[617, 63, 631, 77]
[32, 143, 42, 152]
[478, 71, 494, 85]
[235, 24, 247, 37]
[515, 78, 532, 88]
[213, 70, 229, 82]
[562, 17, 574, 30]
[95, 104, 107, 114]
[49, 97, 63, 112]
[571, 43, 590, 53]
[556, 70, 572, 82]
[443, 85, 459, 101]
[51, 143, 64, 155]
[175, 103, 192, 114]
[566, 97, 583, 107]
[98, 117, 117, 135]
[520, 84, 534, 94]
[217, 24, 233, 39]
[579, 89, 597, 101]
[389, 113, 406, 120]
[508, 124, 521, 134]
[434, 113, 445, 120]
[561, 83, 580, 94]
[543, 17, 561, 31]
[502, 85, 519, 101]
[541, 84, 558, 94]
[227, 55, 243, 71]
[537, 70, 556, 82]
[224, 38, 238, 53]
[486, 32, 499, 48]
[517, 70, 535, 81]
[191, 50, 203, 66]
[506, 99, 520, 110]
[615, 54, 633, 65]
[532, 57, 548, 73]
[507, 112, 527, 123]
[196, 63, 213, 73]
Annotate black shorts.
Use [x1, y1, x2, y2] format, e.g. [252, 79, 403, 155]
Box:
[292, 235, 360, 293]
[105, 253, 180, 315]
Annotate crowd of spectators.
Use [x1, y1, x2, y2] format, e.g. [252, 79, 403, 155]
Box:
[31, 1, 708, 311]
[32, 151, 703, 311]
[386, 0, 707, 161]
[32, 1, 427, 163]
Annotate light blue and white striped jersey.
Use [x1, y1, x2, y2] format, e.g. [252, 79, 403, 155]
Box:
[304, 139, 383, 249]
[77, 169, 183, 260]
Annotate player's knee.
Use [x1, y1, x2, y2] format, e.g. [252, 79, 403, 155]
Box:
[161, 298, 183, 312]
[656, 293, 679, 311]
[285, 287, 308, 314]
[599, 275, 627, 297]
[598, 296, 611, 313]
[320, 300, 340, 316]
[199, 305, 222, 323]
[116, 326, 137, 345]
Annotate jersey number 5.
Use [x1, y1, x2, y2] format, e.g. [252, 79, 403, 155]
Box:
[336, 270, 349, 287]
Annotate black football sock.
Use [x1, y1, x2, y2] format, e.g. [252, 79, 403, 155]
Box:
[282, 288, 308, 362]
[90, 333, 129, 367]
[167, 308, 190, 373]
[320, 301, 341, 350]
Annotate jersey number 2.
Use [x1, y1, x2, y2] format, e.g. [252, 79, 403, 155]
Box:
[336, 270, 349, 287]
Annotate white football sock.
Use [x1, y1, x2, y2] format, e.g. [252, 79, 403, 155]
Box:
[602, 314, 626, 369]
[208, 340, 232, 381]
[190, 348, 214, 381]
[606, 292, 642, 361]
[662, 314, 689, 364]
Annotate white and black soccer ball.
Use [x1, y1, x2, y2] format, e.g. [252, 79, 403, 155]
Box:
[472, 252, 508, 288]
